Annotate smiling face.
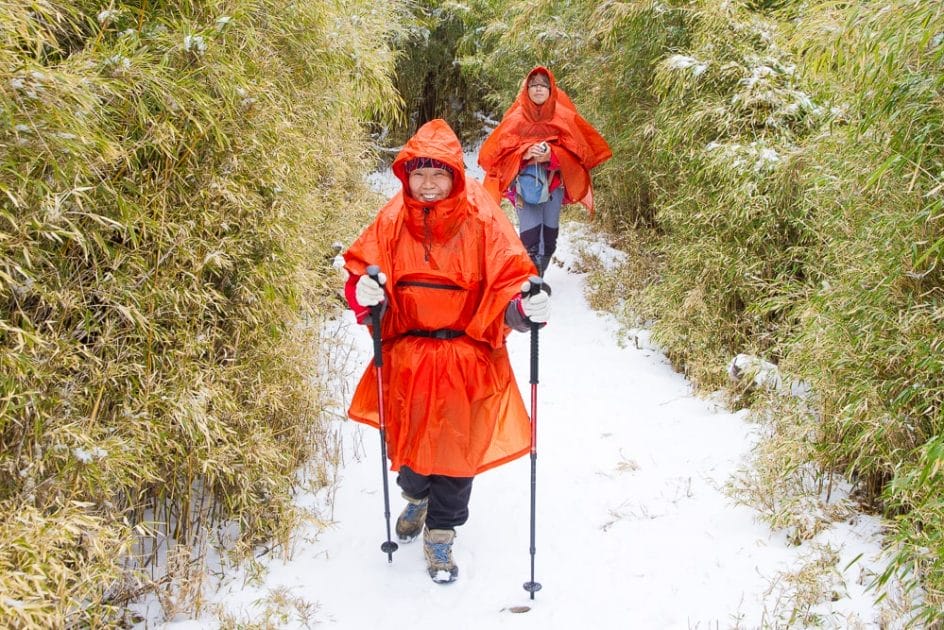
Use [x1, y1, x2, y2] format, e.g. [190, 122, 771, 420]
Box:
[408, 166, 454, 203]
[527, 74, 551, 105]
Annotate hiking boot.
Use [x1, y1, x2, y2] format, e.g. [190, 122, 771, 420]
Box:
[423, 527, 458, 584]
[395, 494, 428, 543]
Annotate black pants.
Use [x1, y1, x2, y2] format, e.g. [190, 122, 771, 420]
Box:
[519, 224, 560, 260]
[397, 466, 474, 531]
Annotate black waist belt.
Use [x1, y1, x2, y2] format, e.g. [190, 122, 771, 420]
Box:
[405, 329, 465, 340]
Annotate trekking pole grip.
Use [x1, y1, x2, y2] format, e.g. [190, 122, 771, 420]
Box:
[524, 275, 542, 384]
[366, 264, 384, 368]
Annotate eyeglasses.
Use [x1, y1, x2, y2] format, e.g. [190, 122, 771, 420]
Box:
[528, 83, 550, 90]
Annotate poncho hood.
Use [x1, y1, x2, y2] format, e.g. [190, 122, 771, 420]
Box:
[391, 119, 469, 243]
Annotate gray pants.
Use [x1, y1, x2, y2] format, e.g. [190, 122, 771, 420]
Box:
[517, 186, 564, 256]
[517, 186, 564, 274]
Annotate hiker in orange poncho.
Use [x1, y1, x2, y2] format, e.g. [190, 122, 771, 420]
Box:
[342, 119, 551, 584]
[478, 66, 612, 276]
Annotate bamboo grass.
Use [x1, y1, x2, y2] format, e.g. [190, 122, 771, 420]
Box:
[451, 0, 944, 622]
[1, 0, 403, 625]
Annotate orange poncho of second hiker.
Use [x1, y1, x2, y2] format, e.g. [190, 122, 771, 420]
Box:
[344, 119, 534, 477]
[478, 66, 612, 214]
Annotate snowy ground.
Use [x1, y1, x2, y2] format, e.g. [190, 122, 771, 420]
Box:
[135, 160, 897, 629]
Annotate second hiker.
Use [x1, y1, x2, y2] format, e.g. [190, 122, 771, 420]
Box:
[478, 66, 612, 276]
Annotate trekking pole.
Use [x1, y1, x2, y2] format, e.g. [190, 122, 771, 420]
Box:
[366, 264, 399, 563]
[522, 275, 543, 598]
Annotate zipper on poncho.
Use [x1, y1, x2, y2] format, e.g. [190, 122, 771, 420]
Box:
[422, 207, 432, 262]
[396, 280, 462, 290]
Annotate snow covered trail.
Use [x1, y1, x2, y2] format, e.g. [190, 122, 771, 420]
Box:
[153, 220, 887, 629]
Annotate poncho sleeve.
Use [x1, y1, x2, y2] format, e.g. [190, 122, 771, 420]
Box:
[463, 180, 535, 347]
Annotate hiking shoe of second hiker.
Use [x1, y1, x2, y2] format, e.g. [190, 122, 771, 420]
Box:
[423, 527, 458, 584]
[395, 494, 428, 543]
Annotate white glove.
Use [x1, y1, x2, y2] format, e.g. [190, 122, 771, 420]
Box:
[356, 273, 386, 307]
[520, 280, 550, 323]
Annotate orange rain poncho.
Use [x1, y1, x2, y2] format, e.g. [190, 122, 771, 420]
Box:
[344, 119, 535, 477]
[478, 66, 612, 214]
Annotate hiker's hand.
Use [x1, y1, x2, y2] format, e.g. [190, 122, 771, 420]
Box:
[520, 280, 550, 323]
[525, 142, 550, 163]
[356, 273, 386, 307]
